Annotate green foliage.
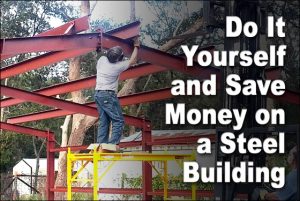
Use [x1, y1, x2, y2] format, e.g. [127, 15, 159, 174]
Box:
[0, 1, 74, 38]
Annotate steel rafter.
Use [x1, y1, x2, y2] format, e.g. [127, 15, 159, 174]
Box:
[1, 16, 90, 60]
[101, 33, 219, 80]
[1, 33, 218, 80]
[0, 87, 138, 127]
[1, 85, 98, 116]
[0, 33, 101, 56]
[2, 65, 294, 109]
[106, 21, 140, 39]
[0, 63, 166, 107]
[37, 16, 90, 37]
[6, 88, 172, 123]
[0, 122, 50, 138]
[1, 85, 150, 128]
[0, 48, 95, 79]
[0, 21, 141, 79]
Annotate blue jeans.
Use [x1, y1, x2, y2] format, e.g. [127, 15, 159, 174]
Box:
[95, 90, 124, 144]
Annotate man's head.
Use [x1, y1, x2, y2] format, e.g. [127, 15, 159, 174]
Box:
[107, 46, 124, 63]
[287, 146, 298, 168]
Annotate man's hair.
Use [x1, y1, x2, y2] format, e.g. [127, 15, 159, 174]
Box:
[107, 46, 124, 63]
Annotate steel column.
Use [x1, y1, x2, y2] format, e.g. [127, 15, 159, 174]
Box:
[142, 120, 152, 200]
[47, 132, 55, 201]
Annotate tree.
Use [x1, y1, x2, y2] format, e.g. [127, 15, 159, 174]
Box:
[119, 0, 138, 135]
[54, 2, 91, 200]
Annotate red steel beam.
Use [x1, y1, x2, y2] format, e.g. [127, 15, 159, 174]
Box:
[3, 62, 291, 108]
[0, 33, 100, 56]
[38, 15, 89, 37]
[149, 134, 216, 145]
[1, 16, 90, 60]
[0, 65, 289, 109]
[2, 85, 149, 128]
[49, 141, 142, 153]
[0, 122, 49, 138]
[106, 21, 140, 39]
[120, 87, 172, 105]
[1, 85, 98, 116]
[50, 187, 247, 199]
[0, 48, 95, 79]
[101, 33, 220, 81]
[1, 63, 165, 107]
[0, 21, 141, 79]
[149, 190, 247, 199]
[6, 88, 172, 123]
[51, 187, 142, 194]
[49, 134, 214, 153]
[6, 109, 148, 128]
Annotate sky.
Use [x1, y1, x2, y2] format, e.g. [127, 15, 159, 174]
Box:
[50, 1, 155, 27]
[50, 1, 203, 46]
[51, 1, 202, 28]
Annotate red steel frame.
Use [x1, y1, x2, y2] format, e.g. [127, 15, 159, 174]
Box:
[1, 15, 299, 200]
[0, 122, 55, 200]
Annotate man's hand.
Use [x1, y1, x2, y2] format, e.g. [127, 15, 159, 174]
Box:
[133, 37, 140, 48]
[128, 37, 140, 66]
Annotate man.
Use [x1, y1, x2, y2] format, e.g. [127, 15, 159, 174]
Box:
[95, 37, 140, 149]
[262, 145, 298, 201]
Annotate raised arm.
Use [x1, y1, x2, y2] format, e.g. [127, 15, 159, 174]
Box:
[128, 37, 140, 66]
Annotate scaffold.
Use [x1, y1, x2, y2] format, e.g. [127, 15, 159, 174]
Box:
[67, 148, 197, 200]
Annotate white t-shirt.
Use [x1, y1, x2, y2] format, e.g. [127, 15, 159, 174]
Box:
[95, 56, 130, 92]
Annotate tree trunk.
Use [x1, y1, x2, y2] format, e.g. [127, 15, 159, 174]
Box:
[32, 138, 45, 192]
[54, 7, 204, 199]
[130, 1, 136, 21]
[54, 2, 90, 200]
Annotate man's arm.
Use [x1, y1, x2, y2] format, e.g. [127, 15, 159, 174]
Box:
[128, 37, 140, 66]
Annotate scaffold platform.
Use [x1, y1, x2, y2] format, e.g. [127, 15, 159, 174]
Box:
[67, 148, 197, 200]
